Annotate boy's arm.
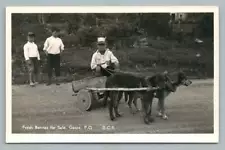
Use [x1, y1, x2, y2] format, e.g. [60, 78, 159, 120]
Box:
[90, 53, 97, 70]
[110, 51, 119, 64]
[23, 44, 29, 61]
[109, 51, 119, 69]
[43, 38, 49, 55]
[60, 39, 65, 52]
[37, 46, 40, 60]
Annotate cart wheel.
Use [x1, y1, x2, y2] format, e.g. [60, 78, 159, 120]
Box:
[77, 89, 92, 111]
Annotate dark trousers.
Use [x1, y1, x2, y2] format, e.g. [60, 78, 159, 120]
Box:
[47, 54, 60, 78]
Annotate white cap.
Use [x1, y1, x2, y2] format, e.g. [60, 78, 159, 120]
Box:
[97, 37, 106, 44]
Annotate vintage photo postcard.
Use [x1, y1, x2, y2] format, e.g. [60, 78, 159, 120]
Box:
[6, 6, 219, 143]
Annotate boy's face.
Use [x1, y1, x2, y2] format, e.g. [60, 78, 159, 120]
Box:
[52, 31, 59, 37]
[97, 43, 106, 52]
[28, 36, 34, 42]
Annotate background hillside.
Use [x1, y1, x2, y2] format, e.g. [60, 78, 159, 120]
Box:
[11, 13, 214, 84]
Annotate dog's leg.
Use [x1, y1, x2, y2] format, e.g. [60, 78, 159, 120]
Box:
[143, 101, 150, 124]
[133, 93, 141, 112]
[142, 92, 154, 124]
[108, 91, 116, 121]
[102, 91, 109, 108]
[158, 92, 168, 120]
[146, 98, 154, 123]
[115, 91, 123, 117]
[127, 92, 136, 114]
[142, 93, 149, 124]
[124, 92, 128, 103]
[143, 102, 154, 124]
[156, 91, 163, 117]
[160, 97, 168, 120]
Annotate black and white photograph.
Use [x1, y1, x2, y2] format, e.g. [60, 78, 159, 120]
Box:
[6, 6, 219, 143]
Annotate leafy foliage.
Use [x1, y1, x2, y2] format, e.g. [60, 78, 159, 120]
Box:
[11, 13, 214, 84]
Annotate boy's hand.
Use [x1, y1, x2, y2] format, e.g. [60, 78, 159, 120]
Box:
[105, 61, 110, 66]
[44, 50, 48, 56]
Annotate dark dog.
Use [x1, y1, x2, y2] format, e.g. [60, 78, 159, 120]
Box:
[123, 72, 176, 114]
[103, 72, 174, 124]
[125, 71, 192, 120]
[154, 71, 192, 120]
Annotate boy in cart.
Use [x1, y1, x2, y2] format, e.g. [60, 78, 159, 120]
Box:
[90, 37, 120, 77]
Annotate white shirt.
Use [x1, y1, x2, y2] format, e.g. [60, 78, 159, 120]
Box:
[23, 42, 40, 61]
[43, 36, 64, 54]
[90, 49, 119, 70]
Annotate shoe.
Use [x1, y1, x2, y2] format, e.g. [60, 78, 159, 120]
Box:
[30, 82, 35, 87]
[55, 77, 60, 85]
[34, 82, 39, 85]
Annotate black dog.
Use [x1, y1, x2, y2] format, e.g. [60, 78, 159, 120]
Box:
[154, 71, 192, 120]
[123, 72, 175, 114]
[103, 72, 174, 124]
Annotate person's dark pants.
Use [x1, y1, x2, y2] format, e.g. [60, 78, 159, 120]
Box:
[47, 54, 60, 79]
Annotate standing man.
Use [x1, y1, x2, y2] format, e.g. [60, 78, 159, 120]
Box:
[43, 27, 65, 85]
[23, 32, 40, 87]
[91, 37, 119, 77]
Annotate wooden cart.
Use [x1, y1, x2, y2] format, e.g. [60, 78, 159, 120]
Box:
[72, 76, 107, 111]
[72, 76, 158, 111]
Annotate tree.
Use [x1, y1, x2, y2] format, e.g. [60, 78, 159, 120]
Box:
[37, 14, 47, 24]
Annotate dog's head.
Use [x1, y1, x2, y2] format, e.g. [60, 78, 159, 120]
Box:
[146, 72, 175, 92]
[177, 71, 192, 86]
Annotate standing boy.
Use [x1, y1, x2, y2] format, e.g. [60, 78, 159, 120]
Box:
[23, 32, 40, 87]
[43, 28, 65, 86]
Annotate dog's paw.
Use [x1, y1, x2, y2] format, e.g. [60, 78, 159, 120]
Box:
[144, 117, 150, 124]
[131, 111, 137, 115]
[110, 116, 116, 121]
[136, 109, 141, 112]
[131, 109, 141, 115]
[162, 114, 168, 120]
[156, 112, 163, 117]
[116, 113, 123, 117]
[129, 108, 136, 115]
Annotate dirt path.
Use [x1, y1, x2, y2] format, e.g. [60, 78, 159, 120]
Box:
[12, 79, 214, 134]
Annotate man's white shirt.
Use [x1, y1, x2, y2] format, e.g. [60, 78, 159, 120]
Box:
[43, 36, 64, 54]
[23, 42, 40, 61]
[90, 49, 119, 69]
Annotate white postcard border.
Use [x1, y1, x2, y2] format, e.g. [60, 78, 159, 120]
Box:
[5, 6, 219, 143]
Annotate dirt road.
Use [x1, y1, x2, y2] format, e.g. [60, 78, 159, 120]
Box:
[12, 79, 214, 134]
